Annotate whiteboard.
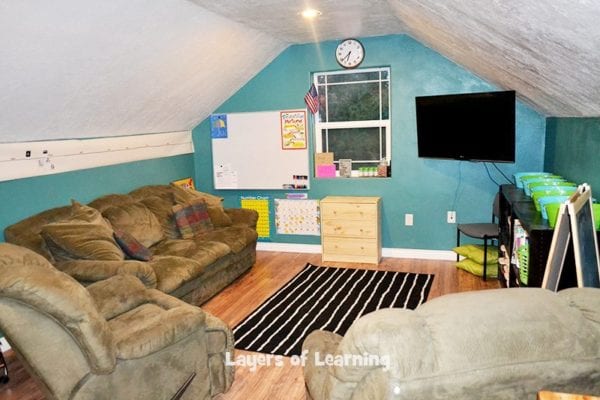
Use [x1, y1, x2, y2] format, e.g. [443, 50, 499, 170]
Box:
[211, 110, 310, 190]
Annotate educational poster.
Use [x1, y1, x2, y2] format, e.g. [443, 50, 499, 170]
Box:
[280, 110, 307, 150]
[241, 196, 270, 239]
[275, 199, 320, 235]
[210, 114, 228, 139]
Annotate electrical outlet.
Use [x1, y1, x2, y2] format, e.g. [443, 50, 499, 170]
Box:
[447, 211, 456, 224]
[405, 213, 414, 226]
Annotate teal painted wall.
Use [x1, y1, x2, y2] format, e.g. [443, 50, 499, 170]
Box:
[545, 117, 600, 191]
[193, 34, 547, 251]
[0, 154, 194, 241]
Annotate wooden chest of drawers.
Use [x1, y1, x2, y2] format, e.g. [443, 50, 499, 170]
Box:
[320, 196, 381, 264]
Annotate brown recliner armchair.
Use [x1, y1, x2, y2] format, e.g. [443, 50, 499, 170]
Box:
[0, 243, 233, 400]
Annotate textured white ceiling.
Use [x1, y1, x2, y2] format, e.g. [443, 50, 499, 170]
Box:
[188, 0, 407, 43]
[0, 0, 285, 142]
[387, 0, 600, 117]
[1, 0, 599, 144]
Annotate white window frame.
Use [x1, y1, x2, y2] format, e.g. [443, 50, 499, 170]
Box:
[313, 67, 391, 174]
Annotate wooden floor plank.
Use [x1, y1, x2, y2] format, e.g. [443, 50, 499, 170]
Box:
[0, 251, 498, 400]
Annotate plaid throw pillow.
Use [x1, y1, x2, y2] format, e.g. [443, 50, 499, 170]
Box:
[172, 198, 213, 239]
[113, 230, 153, 261]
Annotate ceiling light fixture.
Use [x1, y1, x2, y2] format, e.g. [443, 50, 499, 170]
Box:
[301, 8, 322, 19]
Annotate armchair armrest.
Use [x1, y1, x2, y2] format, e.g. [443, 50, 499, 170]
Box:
[87, 274, 152, 320]
[54, 259, 157, 288]
[204, 312, 235, 395]
[108, 290, 207, 360]
[225, 208, 258, 229]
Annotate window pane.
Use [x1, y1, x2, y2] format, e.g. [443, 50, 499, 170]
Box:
[327, 71, 381, 83]
[317, 84, 327, 121]
[317, 75, 326, 84]
[381, 81, 390, 120]
[327, 82, 381, 121]
[326, 127, 382, 162]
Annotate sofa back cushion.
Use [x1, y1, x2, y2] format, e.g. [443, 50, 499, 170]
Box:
[4, 205, 73, 260]
[102, 203, 164, 247]
[87, 193, 136, 213]
[41, 201, 124, 262]
[137, 195, 180, 240]
[171, 183, 224, 207]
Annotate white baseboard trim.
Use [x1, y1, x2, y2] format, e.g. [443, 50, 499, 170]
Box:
[0, 336, 10, 352]
[257, 242, 321, 253]
[382, 248, 456, 261]
[256, 242, 456, 261]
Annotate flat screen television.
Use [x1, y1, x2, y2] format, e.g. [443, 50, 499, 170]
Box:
[415, 90, 516, 163]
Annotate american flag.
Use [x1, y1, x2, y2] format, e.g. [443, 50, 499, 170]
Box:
[304, 83, 319, 114]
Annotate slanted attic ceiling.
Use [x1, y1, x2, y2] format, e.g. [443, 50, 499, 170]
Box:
[1, 0, 599, 143]
[196, 0, 600, 118]
[0, 0, 286, 142]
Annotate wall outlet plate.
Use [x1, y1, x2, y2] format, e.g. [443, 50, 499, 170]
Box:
[447, 211, 456, 224]
[405, 213, 414, 226]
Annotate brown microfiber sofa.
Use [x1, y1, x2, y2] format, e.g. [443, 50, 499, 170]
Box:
[4, 184, 258, 305]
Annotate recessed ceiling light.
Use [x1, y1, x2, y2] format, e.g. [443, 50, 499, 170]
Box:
[301, 8, 322, 19]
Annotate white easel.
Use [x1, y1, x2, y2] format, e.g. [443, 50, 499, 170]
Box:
[542, 184, 600, 291]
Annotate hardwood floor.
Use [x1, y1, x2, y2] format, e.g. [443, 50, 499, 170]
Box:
[0, 251, 498, 400]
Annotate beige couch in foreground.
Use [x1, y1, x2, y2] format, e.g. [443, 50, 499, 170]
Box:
[4, 184, 258, 305]
[303, 287, 600, 399]
[0, 243, 233, 400]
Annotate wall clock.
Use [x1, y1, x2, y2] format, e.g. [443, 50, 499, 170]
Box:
[335, 38, 365, 69]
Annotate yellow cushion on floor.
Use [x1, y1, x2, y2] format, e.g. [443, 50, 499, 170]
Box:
[453, 244, 498, 265]
[456, 258, 498, 278]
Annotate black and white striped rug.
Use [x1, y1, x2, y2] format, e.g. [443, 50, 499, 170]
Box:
[233, 263, 434, 357]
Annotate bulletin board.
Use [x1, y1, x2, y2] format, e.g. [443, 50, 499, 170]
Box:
[211, 110, 310, 190]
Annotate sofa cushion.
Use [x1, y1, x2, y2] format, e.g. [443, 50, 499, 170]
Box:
[151, 239, 230, 264]
[41, 201, 124, 262]
[138, 195, 180, 239]
[129, 185, 174, 202]
[113, 229, 152, 261]
[173, 198, 214, 239]
[88, 193, 136, 212]
[195, 226, 258, 253]
[102, 202, 164, 248]
[207, 206, 233, 227]
[149, 256, 207, 293]
[171, 183, 223, 207]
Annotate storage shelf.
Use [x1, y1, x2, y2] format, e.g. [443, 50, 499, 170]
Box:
[498, 184, 600, 289]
